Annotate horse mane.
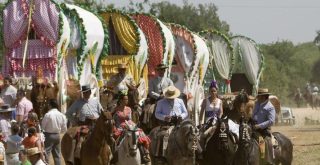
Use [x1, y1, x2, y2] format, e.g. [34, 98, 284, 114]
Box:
[179, 119, 195, 127]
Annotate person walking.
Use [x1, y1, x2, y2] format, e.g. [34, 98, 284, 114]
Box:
[6, 122, 22, 165]
[41, 99, 67, 165]
[15, 89, 33, 124]
[0, 76, 17, 107]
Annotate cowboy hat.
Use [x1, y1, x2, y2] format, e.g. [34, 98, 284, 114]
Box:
[164, 85, 181, 99]
[156, 63, 168, 70]
[118, 63, 128, 69]
[26, 147, 41, 156]
[0, 105, 14, 113]
[257, 88, 271, 96]
[79, 85, 92, 92]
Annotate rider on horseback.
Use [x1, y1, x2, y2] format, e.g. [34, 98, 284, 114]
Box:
[107, 63, 136, 97]
[148, 63, 174, 100]
[252, 88, 276, 165]
[154, 85, 188, 159]
[112, 93, 151, 163]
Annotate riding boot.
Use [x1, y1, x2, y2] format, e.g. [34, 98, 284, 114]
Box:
[139, 144, 151, 163]
[264, 137, 274, 165]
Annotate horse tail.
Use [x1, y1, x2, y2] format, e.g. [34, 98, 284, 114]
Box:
[272, 132, 293, 165]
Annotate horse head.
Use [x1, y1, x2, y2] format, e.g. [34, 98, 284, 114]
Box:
[216, 117, 230, 151]
[126, 83, 141, 108]
[173, 120, 199, 157]
[96, 111, 114, 145]
[124, 121, 139, 157]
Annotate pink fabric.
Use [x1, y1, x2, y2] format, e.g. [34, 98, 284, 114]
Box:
[5, 40, 57, 78]
[3, 0, 28, 48]
[3, 0, 59, 48]
[16, 97, 33, 122]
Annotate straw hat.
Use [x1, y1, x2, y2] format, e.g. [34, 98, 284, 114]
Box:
[118, 63, 128, 69]
[156, 63, 168, 70]
[257, 88, 271, 96]
[164, 86, 181, 99]
[26, 147, 41, 156]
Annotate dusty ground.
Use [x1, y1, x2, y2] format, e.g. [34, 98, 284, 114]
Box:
[273, 107, 320, 165]
[51, 107, 320, 165]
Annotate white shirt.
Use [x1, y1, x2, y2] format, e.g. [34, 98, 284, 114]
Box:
[41, 108, 67, 134]
[0, 119, 11, 142]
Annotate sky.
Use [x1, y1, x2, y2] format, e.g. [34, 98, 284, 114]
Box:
[4, 0, 319, 44]
[100, 0, 320, 44]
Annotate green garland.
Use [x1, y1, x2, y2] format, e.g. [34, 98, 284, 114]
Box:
[60, 3, 88, 79]
[167, 23, 198, 81]
[199, 29, 235, 91]
[231, 35, 265, 95]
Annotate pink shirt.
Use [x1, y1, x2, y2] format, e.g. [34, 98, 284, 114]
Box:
[16, 97, 33, 121]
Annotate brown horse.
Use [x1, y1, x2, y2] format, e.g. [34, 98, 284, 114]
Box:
[127, 83, 142, 125]
[61, 111, 115, 165]
[30, 81, 59, 119]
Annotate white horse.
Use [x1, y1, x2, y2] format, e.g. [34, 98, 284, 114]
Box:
[116, 122, 141, 165]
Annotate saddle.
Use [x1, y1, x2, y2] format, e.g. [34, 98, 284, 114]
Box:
[258, 133, 279, 161]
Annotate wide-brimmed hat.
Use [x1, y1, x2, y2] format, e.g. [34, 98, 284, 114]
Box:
[156, 63, 168, 70]
[257, 88, 271, 96]
[164, 86, 181, 99]
[0, 105, 14, 113]
[79, 85, 92, 92]
[26, 147, 41, 156]
[118, 63, 128, 69]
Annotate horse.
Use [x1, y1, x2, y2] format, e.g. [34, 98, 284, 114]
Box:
[149, 119, 199, 165]
[61, 111, 115, 165]
[234, 117, 293, 165]
[116, 122, 141, 165]
[127, 83, 142, 125]
[200, 117, 237, 165]
[30, 81, 59, 119]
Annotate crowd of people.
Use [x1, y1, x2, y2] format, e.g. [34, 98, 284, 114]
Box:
[0, 62, 278, 165]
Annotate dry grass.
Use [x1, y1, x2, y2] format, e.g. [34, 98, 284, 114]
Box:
[273, 107, 320, 165]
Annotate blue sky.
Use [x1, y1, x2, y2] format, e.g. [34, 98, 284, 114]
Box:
[101, 0, 320, 44]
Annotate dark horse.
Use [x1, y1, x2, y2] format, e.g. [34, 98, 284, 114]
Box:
[61, 111, 115, 165]
[200, 117, 237, 165]
[234, 117, 293, 165]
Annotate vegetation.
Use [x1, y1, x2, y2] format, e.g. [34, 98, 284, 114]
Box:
[0, 0, 319, 105]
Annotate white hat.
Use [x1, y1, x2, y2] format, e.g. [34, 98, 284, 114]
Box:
[164, 86, 181, 99]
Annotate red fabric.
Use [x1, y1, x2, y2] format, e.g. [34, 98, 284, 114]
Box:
[225, 79, 231, 85]
[132, 14, 164, 76]
[22, 136, 39, 149]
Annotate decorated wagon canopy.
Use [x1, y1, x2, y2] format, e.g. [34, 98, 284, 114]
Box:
[2, 0, 70, 80]
[61, 3, 106, 87]
[131, 13, 175, 79]
[98, 9, 148, 84]
[200, 30, 234, 94]
[231, 35, 264, 95]
[168, 24, 209, 94]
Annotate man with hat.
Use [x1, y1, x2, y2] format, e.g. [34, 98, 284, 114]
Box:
[252, 88, 276, 165]
[149, 63, 174, 100]
[66, 85, 103, 126]
[0, 105, 14, 142]
[26, 147, 46, 165]
[0, 76, 17, 107]
[107, 63, 135, 95]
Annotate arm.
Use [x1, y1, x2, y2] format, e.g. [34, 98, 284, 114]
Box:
[179, 99, 188, 120]
[257, 107, 275, 129]
[219, 100, 223, 118]
[148, 79, 160, 99]
[155, 101, 166, 121]
[199, 99, 206, 124]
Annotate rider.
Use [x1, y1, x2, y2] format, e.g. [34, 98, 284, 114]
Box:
[107, 63, 136, 97]
[66, 85, 102, 127]
[154, 85, 188, 158]
[112, 93, 151, 163]
[252, 88, 276, 165]
[149, 63, 174, 100]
